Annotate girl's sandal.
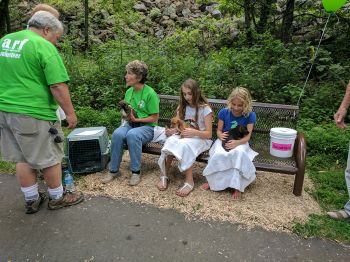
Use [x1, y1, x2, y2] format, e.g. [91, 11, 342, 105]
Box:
[156, 176, 169, 191]
[176, 182, 194, 197]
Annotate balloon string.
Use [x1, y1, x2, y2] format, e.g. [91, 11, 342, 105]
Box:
[297, 13, 332, 107]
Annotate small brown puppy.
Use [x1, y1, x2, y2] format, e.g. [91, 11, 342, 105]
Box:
[170, 116, 199, 137]
[222, 125, 249, 152]
[170, 116, 186, 133]
[118, 100, 136, 122]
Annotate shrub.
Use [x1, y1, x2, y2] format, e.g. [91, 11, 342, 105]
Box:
[76, 107, 120, 134]
[149, 8, 161, 19]
[303, 123, 350, 167]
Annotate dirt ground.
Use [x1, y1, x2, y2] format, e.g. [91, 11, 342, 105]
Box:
[76, 152, 321, 233]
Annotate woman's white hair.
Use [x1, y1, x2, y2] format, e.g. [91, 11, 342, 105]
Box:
[28, 11, 63, 34]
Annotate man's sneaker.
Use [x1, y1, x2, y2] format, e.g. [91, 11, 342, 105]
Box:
[327, 210, 350, 221]
[101, 172, 119, 184]
[48, 191, 84, 210]
[25, 191, 46, 214]
[129, 173, 141, 186]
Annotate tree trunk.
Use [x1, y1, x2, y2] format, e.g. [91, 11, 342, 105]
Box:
[281, 0, 295, 43]
[257, 0, 274, 34]
[244, 0, 253, 45]
[0, 0, 11, 37]
[84, 0, 89, 51]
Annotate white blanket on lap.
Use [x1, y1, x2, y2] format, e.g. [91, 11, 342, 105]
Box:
[158, 134, 212, 174]
[152, 126, 167, 144]
[203, 139, 258, 192]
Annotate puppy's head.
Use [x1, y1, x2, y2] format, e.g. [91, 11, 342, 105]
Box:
[170, 116, 185, 132]
[229, 125, 249, 139]
[238, 125, 249, 137]
[118, 100, 131, 113]
[118, 100, 133, 120]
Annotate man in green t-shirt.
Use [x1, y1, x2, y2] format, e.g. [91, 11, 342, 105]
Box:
[0, 11, 83, 214]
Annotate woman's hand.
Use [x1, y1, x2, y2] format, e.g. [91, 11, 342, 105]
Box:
[181, 128, 197, 138]
[224, 139, 241, 150]
[129, 110, 138, 122]
[218, 131, 228, 141]
[165, 128, 177, 137]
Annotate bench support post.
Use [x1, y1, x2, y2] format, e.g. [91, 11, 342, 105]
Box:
[293, 133, 306, 196]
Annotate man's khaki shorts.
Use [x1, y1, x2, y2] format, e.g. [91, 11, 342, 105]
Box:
[0, 111, 64, 169]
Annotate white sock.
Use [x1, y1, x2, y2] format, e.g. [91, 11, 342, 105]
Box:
[21, 183, 39, 202]
[48, 185, 63, 200]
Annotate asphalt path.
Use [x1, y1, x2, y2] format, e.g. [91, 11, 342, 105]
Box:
[0, 173, 349, 262]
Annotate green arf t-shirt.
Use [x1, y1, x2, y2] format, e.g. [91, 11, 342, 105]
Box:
[0, 30, 69, 120]
[124, 84, 160, 126]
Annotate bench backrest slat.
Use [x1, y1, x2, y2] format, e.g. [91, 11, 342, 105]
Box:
[158, 94, 299, 130]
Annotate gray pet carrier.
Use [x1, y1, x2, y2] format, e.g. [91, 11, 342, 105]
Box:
[65, 127, 110, 174]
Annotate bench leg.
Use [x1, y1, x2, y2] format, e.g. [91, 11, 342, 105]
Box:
[293, 132, 306, 196]
[293, 170, 304, 196]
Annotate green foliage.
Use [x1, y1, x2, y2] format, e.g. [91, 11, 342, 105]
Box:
[302, 123, 350, 167]
[293, 168, 350, 243]
[309, 170, 349, 210]
[0, 159, 15, 174]
[76, 107, 120, 134]
[306, 154, 339, 171]
[293, 166, 350, 244]
[163, 29, 201, 56]
[61, 31, 350, 120]
[149, 8, 161, 19]
[218, 0, 243, 16]
[293, 214, 350, 244]
[300, 82, 344, 124]
[44, 0, 82, 13]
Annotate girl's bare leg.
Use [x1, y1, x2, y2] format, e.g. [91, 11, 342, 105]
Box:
[157, 155, 174, 190]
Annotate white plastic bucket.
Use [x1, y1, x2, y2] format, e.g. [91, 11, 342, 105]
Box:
[270, 127, 297, 158]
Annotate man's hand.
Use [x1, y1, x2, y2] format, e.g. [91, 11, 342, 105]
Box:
[334, 108, 347, 128]
[50, 83, 77, 129]
[65, 113, 77, 129]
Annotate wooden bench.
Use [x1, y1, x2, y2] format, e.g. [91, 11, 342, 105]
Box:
[142, 95, 306, 196]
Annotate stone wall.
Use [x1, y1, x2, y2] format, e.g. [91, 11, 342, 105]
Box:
[10, 0, 224, 47]
[132, 0, 222, 38]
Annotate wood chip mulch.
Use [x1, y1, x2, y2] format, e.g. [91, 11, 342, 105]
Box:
[75, 152, 321, 232]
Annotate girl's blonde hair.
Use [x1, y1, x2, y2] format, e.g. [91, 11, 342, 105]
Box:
[178, 79, 209, 121]
[227, 87, 253, 116]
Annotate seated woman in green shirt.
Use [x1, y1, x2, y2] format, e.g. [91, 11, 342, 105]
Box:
[102, 60, 160, 186]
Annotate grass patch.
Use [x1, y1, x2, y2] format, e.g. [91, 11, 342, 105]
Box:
[309, 170, 349, 210]
[293, 214, 350, 244]
[0, 160, 15, 174]
[293, 168, 350, 244]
